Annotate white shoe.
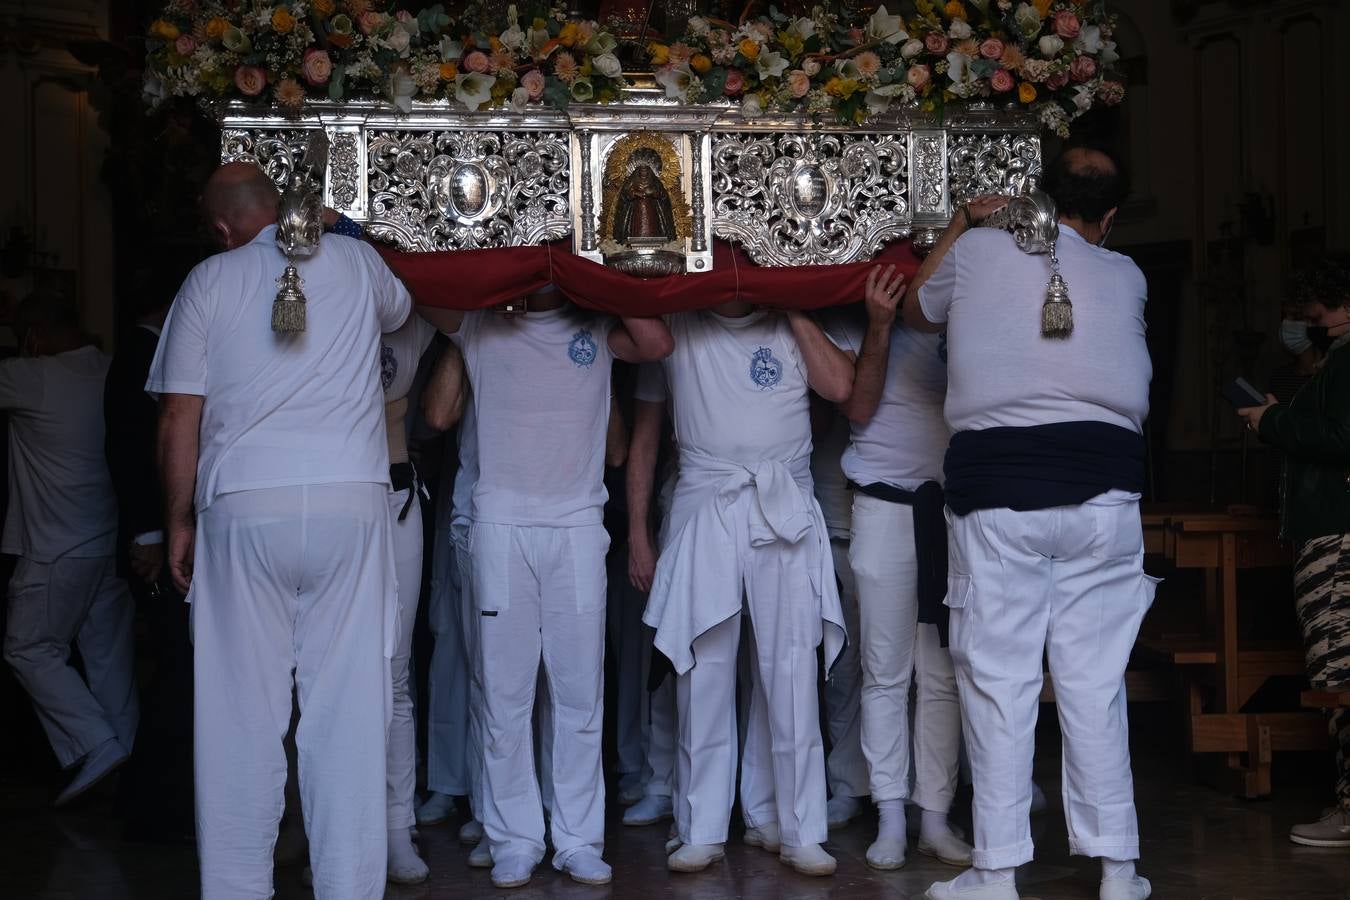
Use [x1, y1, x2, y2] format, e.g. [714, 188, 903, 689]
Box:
[617, 781, 646, 806]
[415, 791, 458, 826]
[387, 827, 429, 884]
[458, 818, 484, 845]
[827, 794, 863, 829]
[467, 839, 493, 868]
[667, 842, 725, 872]
[664, 822, 683, 855]
[744, 821, 780, 852]
[624, 793, 674, 826]
[866, 835, 907, 870]
[490, 855, 535, 889]
[1100, 875, 1152, 900]
[559, 848, 612, 885]
[780, 843, 836, 876]
[918, 828, 974, 867]
[924, 875, 1019, 899]
[55, 739, 129, 806]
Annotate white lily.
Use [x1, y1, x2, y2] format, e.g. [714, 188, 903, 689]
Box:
[654, 64, 693, 100]
[866, 5, 907, 45]
[1072, 84, 1094, 112]
[1013, 3, 1041, 38]
[756, 50, 789, 80]
[788, 17, 817, 39]
[454, 72, 496, 111]
[865, 82, 914, 115]
[387, 71, 417, 113]
[1100, 39, 1120, 67]
[509, 86, 530, 113]
[946, 51, 977, 89]
[1074, 25, 1103, 55]
[586, 32, 618, 56]
[593, 53, 623, 79]
[440, 37, 463, 61]
[835, 58, 862, 81]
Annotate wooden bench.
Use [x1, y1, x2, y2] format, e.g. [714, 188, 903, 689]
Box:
[1301, 690, 1350, 709]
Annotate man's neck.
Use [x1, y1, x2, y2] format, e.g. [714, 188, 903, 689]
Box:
[527, 293, 565, 312]
[1059, 215, 1104, 245]
[713, 300, 754, 318]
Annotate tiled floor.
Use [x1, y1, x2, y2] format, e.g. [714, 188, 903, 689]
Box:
[5, 752, 1350, 900]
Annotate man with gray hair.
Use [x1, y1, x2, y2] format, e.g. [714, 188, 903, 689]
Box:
[2, 290, 139, 807]
[150, 161, 411, 899]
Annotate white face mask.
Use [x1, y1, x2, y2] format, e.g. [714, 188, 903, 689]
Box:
[1280, 319, 1312, 355]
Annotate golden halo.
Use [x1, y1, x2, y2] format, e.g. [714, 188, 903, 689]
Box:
[600, 131, 692, 244]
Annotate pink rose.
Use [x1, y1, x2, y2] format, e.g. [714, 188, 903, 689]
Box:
[723, 68, 746, 96]
[990, 68, 1015, 92]
[358, 11, 384, 35]
[787, 69, 811, 98]
[849, 27, 866, 45]
[979, 38, 1004, 60]
[906, 64, 931, 88]
[301, 48, 333, 86]
[520, 68, 545, 100]
[1096, 79, 1125, 106]
[1045, 71, 1069, 90]
[234, 65, 266, 97]
[464, 51, 490, 74]
[1053, 10, 1082, 40]
[924, 32, 949, 54]
[394, 10, 414, 23]
[175, 34, 198, 56]
[1069, 55, 1096, 82]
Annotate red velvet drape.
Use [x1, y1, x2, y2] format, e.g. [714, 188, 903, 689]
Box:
[376, 238, 922, 315]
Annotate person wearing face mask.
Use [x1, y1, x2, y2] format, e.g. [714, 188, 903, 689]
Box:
[1237, 254, 1350, 850]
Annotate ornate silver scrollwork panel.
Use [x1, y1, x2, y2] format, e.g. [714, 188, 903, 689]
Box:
[221, 128, 322, 186]
[364, 129, 571, 252]
[710, 131, 910, 268]
[327, 129, 364, 217]
[947, 132, 1042, 208]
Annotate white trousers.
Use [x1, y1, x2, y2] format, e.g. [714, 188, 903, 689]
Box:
[674, 539, 828, 848]
[386, 488, 424, 830]
[823, 538, 868, 800]
[471, 522, 607, 867]
[452, 527, 486, 818]
[947, 497, 1157, 870]
[425, 518, 472, 798]
[193, 484, 392, 900]
[851, 494, 962, 810]
[4, 555, 139, 767]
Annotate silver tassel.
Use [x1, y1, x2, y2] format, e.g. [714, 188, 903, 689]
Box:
[272, 264, 307, 333]
[1040, 251, 1073, 339]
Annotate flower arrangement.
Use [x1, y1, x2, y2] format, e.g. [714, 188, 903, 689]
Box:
[650, 1, 1124, 135]
[143, 1, 626, 113]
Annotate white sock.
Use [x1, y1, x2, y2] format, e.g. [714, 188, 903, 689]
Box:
[1102, 858, 1136, 880]
[952, 866, 1015, 888]
[876, 799, 906, 841]
[387, 827, 423, 868]
[920, 808, 956, 840]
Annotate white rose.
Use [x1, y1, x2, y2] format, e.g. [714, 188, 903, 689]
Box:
[1038, 35, 1065, 57]
[801, 57, 821, 76]
[688, 16, 711, 37]
[509, 86, 530, 113]
[741, 93, 764, 117]
[1072, 84, 1094, 112]
[900, 38, 924, 60]
[948, 20, 972, 40]
[500, 24, 526, 52]
[386, 28, 411, 56]
[593, 52, 623, 79]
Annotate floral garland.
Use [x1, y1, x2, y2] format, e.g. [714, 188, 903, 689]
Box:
[143, 1, 626, 113]
[142, 1, 1125, 135]
[652, 1, 1124, 136]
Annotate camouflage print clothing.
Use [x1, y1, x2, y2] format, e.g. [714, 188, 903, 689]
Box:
[1294, 534, 1350, 810]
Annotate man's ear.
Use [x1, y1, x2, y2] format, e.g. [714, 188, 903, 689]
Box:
[1099, 207, 1118, 243]
[210, 219, 231, 251]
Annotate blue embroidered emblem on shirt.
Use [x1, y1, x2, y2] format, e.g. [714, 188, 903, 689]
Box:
[380, 345, 397, 390]
[749, 346, 782, 389]
[568, 329, 598, 368]
[937, 332, 948, 364]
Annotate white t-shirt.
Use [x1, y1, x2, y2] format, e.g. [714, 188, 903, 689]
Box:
[452, 306, 614, 527]
[918, 225, 1150, 434]
[146, 225, 411, 511]
[660, 310, 816, 464]
[826, 308, 950, 489]
[0, 346, 118, 562]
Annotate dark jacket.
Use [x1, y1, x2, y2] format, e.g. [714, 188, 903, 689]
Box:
[1260, 337, 1350, 541]
[104, 325, 163, 561]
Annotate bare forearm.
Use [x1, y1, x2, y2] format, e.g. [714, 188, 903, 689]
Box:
[841, 321, 892, 424]
[902, 220, 965, 329]
[422, 342, 466, 432]
[157, 398, 202, 531]
[788, 312, 853, 403]
[606, 396, 629, 468]
[626, 403, 662, 545]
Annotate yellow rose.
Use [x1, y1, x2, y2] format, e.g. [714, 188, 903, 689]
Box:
[647, 42, 669, 65]
[690, 53, 712, 74]
[439, 62, 458, 80]
[1017, 82, 1037, 103]
[944, 1, 968, 20]
[558, 22, 580, 47]
[272, 7, 296, 34]
[738, 38, 760, 61]
[1032, 0, 1051, 16]
[312, 0, 335, 15]
[205, 17, 229, 40]
[150, 19, 180, 41]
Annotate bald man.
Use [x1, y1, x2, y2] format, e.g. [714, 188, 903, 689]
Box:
[903, 147, 1154, 900]
[149, 162, 411, 899]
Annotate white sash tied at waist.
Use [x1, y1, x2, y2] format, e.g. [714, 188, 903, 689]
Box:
[642, 447, 847, 676]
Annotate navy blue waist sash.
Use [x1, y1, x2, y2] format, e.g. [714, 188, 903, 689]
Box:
[944, 421, 1145, 516]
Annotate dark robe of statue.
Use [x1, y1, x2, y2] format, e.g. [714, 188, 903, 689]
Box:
[614, 163, 677, 244]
